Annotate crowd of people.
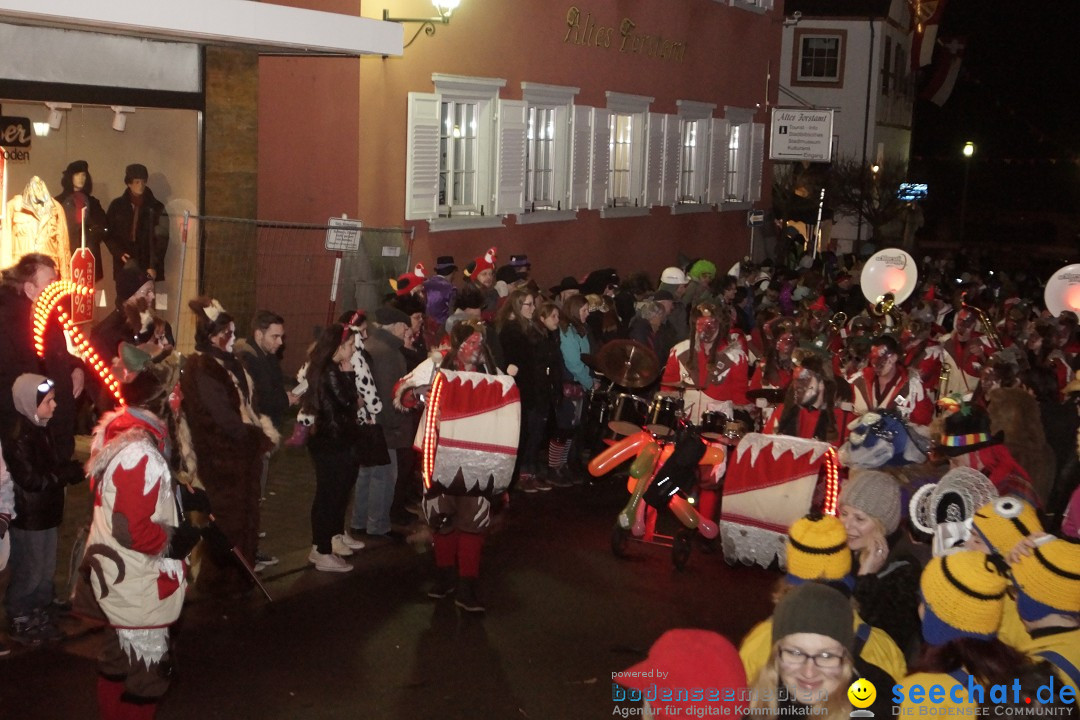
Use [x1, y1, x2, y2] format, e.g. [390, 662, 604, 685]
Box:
[3, 239, 1080, 718]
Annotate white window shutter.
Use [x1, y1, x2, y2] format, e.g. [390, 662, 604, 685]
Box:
[589, 107, 610, 210]
[662, 117, 682, 206]
[405, 92, 440, 221]
[749, 122, 766, 202]
[495, 99, 527, 216]
[570, 104, 593, 211]
[707, 118, 729, 205]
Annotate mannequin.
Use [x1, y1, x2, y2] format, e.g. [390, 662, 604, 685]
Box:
[105, 163, 169, 283]
[55, 160, 108, 281]
[1, 176, 70, 279]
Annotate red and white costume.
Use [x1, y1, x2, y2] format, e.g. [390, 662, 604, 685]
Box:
[82, 408, 185, 667]
[938, 333, 993, 399]
[850, 366, 933, 428]
[661, 333, 749, 423]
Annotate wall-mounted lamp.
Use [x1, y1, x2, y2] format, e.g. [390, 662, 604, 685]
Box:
[783, 11, 802, 27]
[111, 105, 135, 132]
[383, 0, 461, 49]
[46, 102, 72, 130]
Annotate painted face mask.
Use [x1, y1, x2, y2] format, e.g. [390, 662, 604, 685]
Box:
[168, 383, 183, 414]
[869, 345, 896, 374]
[695, 317, 719, 344]
[793, 367, 822, 408]
[460, 332, 484, 365]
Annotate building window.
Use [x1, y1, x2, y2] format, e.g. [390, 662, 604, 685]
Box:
[793, 30, 847, 87]
[404, 74, 506, 225]
[609, 113, 634, 206]
[673, 99, 715, 208]
[679, 119, 699, 202]
[440, 100, 478, 213]
[726, 121, 747, 201]
[526, 106, 555, 208]
[603, 92, 652, 212]
[722, 107, 763, 206]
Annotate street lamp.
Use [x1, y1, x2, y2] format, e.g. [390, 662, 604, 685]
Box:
[959, 141, 975, 243]
[383, 0, 462, 49]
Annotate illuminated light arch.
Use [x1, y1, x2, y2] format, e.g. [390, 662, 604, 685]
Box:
[33, 280, 126, 407]
[420, 371, 445, 490]
[822, 447, 840, 516]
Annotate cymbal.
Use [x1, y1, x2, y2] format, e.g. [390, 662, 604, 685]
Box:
[746, 387, 786, 404]
[594, 339, 660, 390]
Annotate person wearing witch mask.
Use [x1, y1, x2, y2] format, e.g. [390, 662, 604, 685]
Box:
[180, 297, 277, 595]
[660, 303, 749, 424]
[939, 306, 994, 400]
[765, 352, 850, 445]
[850, 334, 933, 430]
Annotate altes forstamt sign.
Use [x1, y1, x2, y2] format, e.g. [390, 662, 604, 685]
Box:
[565, 7, 686, 62]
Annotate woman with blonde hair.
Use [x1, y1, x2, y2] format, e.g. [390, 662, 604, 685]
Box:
[748, 582, 867, 719]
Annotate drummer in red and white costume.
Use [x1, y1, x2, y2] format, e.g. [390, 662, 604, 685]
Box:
[660, 303, 749, 423]
[850, 334, 933, 430]
[763, 352, 849, 445]
[938, 306, 993, 399]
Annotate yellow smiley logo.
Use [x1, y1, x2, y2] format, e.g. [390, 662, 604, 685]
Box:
[848, 678, 877, 709]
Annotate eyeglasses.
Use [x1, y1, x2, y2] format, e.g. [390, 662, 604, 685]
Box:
[778, 647, 844, 670]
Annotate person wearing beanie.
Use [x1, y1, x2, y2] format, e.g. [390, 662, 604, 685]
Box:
[105, 163, 169, 284]
[55, 159, 107, 280]
[2, 374, 84, 646]
[89, 266, 175, 409]
[1010, 537, 1080, 696]
[617, 629, 747, 718]
[898, 550, 1044, 717]
[740, 513, 908, 685]
[748, 582, 896, 719]
[841, 470, 924, 655]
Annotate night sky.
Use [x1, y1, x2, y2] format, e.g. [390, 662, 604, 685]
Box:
[909, 0, 1079, 252]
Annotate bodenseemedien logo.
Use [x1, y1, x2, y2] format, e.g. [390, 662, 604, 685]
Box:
[892, 674, 1076, 716]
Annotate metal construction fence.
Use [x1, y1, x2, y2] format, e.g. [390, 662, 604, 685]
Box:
[177, 214, 413, 373]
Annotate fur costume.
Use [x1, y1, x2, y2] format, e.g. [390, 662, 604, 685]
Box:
[1, 176, 71, 279]
[986, 386, 1054, 505]
[180, 351, 275, 592]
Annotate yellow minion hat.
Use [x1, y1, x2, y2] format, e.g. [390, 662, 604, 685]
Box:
[970, 497, 1044, 556]
[1011, 537, 1080, 621]
[921, 551, 1008, 645]
[785, 513, 853, 591]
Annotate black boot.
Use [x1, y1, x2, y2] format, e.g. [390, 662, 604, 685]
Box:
[427, 566, 457, 599]
[454, 577, 486, 613]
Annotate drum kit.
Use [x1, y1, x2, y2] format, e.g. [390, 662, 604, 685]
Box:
[582, 339, 753, 449]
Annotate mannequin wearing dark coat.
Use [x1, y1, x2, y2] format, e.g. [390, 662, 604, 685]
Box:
[105, 165, 169, 282]
[55, 160, 107, 281]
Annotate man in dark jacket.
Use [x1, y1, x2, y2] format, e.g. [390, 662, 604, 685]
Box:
[349, 306, 410, 547]
[0, 254, 83, 461]
[105, 163, 169, 284]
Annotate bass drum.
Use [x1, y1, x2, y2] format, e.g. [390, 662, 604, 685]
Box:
[646, 393, 683, 437]
[603, 393, 648, 443]
[698, 410, 729, 442]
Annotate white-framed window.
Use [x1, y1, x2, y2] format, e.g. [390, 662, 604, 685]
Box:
[674, 99, 715, 210]
[603, 91, 652, 216]
[795, 31, 845, 85]
[722, 107, 765, 206]
[517, 82, 579, 223]
[728, 0, 774, 11]
[405, 74, 506, 230]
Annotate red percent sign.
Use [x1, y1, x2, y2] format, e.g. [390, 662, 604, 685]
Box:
[33, 280, 125, 407]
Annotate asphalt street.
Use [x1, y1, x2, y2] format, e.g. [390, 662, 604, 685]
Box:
[0, 442, 777, 719]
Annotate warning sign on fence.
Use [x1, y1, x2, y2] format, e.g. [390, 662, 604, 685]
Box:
[324, 216, 363, 252]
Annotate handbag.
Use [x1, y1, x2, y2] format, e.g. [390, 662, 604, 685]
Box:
[562, 381, 584, 400]
[356, 422, 391, 467]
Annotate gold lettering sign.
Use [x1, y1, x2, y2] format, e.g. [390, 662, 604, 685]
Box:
[564, 7, 686, 62]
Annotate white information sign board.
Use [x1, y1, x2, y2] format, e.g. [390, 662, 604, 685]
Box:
[769, 108, 834, 162]
[325, 216, 363, 252]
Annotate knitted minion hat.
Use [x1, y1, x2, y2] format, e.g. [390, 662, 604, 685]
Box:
[785, 513, 854, 592]
[920, 550, 1008, 645]
[969, 497, 1044, 556]
[1011, 537, 1080, 621]
[839, 470, 902, 535]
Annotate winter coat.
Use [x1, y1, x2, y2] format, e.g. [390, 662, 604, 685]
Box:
[0, 286, 80, 460]
[1, 416, 82, 530]
[234, 338, 289, 426]
[308, 366, 362, 452]
[362, 327, 412, 450]
[0, 177, 71, 280]
[499, 323, 550, 410]
[105, 187, 169, 281]
[82, 408, 185, 630]
[559, 325, 594, 389]
[56, 189, 107, 281]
